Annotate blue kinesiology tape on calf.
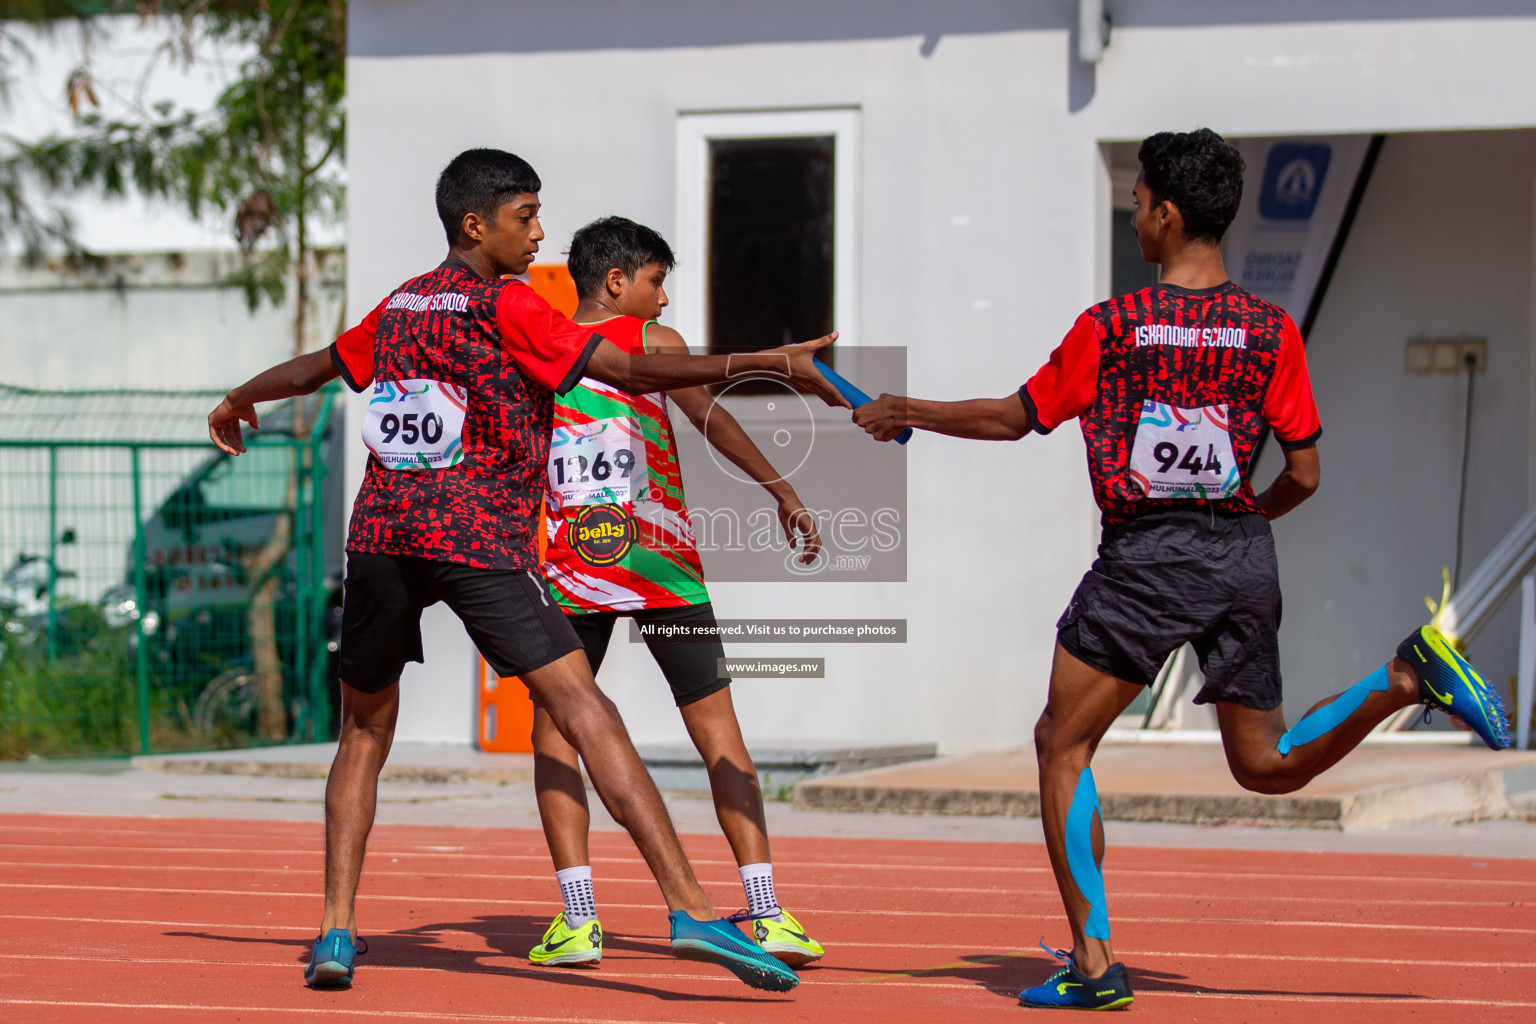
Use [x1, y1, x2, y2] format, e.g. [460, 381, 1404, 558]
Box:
[1277, 664, 1391, 756]
[1065, 767, 1110, 941]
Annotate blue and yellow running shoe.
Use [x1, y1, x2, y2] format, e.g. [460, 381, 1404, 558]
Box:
[528, 912, 603, 967]
[305, 928, 366, 989]
[1398, 624, 1510, 750]
[668, 910, 799, 991]
[732, 908, 825, 967]
[1019, 942, 1133, 1011]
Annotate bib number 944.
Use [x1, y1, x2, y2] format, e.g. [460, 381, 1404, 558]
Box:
[1128, 401, 1240, 500]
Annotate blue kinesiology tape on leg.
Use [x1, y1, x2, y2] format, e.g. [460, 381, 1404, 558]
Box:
[1277, 664, 1391, 756]
[1065, 766, 1110, 941]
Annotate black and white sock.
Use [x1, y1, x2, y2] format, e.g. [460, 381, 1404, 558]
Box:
[739, 862, 782, 920]
[556, 865, 597, 928]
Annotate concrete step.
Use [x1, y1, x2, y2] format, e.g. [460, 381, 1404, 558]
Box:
[131, 740, 938, 794]
[133, 743, 536, 785]
[794, 741, 1536, 829]
[635, 741, 936, 795]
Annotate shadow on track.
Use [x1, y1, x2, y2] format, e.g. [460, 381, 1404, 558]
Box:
[816, 950, 1430, 1005]
[167, 912, 793, 1004]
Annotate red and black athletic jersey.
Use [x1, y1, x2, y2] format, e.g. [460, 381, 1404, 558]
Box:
[330, 259, 602, 570]
[1020, 282, 1321, 528]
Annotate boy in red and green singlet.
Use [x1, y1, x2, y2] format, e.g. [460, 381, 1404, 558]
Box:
[529, 216, 827, 970]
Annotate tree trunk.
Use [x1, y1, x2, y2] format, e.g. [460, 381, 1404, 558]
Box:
[245, 495, 293, 742]
[245, 158, 313, 743]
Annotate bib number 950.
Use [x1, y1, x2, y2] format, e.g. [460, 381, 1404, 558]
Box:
[376, 411, 445, 446]
[363, 378, 468, 471]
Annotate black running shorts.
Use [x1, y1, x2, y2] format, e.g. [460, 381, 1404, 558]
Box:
[338, 552, 583, 693]
[1056, 509, 1283, 710]
[566, 602, 731, 708]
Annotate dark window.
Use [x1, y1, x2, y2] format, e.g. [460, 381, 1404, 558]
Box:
[707, 137, 835, 379]
[1111, 208, 1158, 298]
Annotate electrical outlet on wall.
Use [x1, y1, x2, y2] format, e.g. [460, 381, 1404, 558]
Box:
[1404, 337, 1487, 374]
[1405, 339, 1433, 373]
[1456, 338, 1487, 373]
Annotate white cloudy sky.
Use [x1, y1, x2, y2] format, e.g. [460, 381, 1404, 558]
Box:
[3, 15, 343, 254]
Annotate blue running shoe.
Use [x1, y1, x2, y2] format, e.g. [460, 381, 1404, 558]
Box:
[305, 928, 367, 989]
[1398, 624, 1511, 750]
[668, 910, 799, 992]
[1019, 942, 1133, 1011]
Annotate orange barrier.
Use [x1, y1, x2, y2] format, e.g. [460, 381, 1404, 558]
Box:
[526, 263, 578, 317]
[477, 655, 534, 753]
[474, 268, 574, 753]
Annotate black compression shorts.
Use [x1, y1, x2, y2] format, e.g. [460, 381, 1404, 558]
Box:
[338, 552, 583, 693]
[565, 602, 731, 708]
[1056, 509, 1283, 710]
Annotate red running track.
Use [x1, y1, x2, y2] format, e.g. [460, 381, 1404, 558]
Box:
[0, 814, 1532, 1022]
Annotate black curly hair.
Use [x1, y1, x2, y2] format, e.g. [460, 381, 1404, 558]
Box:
[435, 148, 542, 245]
[1137, 129, 1246, 244]
[567, 216, 676, 300]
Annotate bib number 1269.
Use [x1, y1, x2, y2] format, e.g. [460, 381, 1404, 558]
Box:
[548, 417, 648, 508]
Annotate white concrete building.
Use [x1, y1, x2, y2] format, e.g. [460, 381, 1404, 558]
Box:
[345, 1, 1536, 752]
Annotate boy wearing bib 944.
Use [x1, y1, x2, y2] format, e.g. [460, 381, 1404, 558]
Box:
[851, 128, 1509, 1012]
[528, 216, 827, 971]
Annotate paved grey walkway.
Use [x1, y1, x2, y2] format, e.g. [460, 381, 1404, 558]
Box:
[3, 756, 1534, 859]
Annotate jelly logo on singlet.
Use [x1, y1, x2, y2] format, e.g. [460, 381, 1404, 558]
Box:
[570, 504, 636, 567]
[1127, 401, 1241, 501]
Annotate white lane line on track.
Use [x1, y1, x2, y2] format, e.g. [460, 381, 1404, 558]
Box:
[3, 951, 1531, 1004]
[2, 845, 1531, 893]
[3, 883, 1533, 934]
[1, 924, 1532, 971]
[5, 830, 1531, 882]
[0, 1000, 706, 1023]
[2, 861, 1526, 910]
[3, 984, 1534, 1012]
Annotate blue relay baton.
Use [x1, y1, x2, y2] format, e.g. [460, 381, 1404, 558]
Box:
[813, 358, 912, 445]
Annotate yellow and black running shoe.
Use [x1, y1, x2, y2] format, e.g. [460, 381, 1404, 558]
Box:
[528, 912, 602, 967]
[736, 908, 825, 967]
[1398, 624, 1510, 750]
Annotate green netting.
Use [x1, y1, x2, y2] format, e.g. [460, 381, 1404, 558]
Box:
[0, 384, 339, 758]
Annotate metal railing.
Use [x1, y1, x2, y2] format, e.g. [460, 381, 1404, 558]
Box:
[0, 384, 337, 757]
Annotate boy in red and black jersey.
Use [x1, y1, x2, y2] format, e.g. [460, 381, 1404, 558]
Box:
[1025, 280, 1321, 528]
[208, 148, 848, 995]
[331, 258, 599, 570]
[854, 129, 1507, 1011]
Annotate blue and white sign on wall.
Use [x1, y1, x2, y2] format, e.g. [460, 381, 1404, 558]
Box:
[1222, 135, 1370, 319]
[1258, 143, 1332, 221]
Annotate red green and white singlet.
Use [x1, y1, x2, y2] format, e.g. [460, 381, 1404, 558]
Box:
[541, 315, 709, 612]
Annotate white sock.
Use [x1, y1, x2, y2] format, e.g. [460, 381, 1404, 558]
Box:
[556, 865, 597, 927]
[739, 862, 782, 920]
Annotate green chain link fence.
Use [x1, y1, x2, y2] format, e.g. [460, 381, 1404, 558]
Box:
[0, 383, 341, 758]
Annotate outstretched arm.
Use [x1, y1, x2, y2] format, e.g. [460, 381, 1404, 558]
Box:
[208, 349, 338, 455]
[1256, 444, 1319, 520]
[854, 392, 1034, 442]
[648, 325, 822, 564]
[583, 333, 851, 411]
